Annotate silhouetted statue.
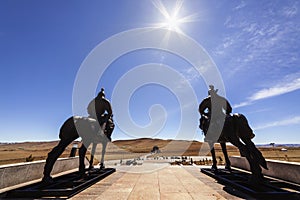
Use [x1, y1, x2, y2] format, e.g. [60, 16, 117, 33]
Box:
[199, 85, 232, 170]
[199, 85, 268, 183]
[87, 88, 113, 133]
[87, 88, 114, 169]
[42, 88, 114, 184]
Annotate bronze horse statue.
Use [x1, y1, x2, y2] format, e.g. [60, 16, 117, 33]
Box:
[88, 115, 115, 170]
[73, 115, 114, 172]
[200, 113, 268, 182]
[42, 115, 114, 183]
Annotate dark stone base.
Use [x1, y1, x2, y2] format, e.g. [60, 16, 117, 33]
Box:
[4, 168, 116, 199]
[201, 168, 300, 199]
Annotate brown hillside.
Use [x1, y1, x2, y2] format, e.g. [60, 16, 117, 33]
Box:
[0, 138, 299, 165]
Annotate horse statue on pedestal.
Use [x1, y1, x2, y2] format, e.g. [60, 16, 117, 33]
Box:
[71, 115, 114, 173]
[42, 115, 114, 184]
[200, 113, 268, 183]
[87, 115, 115, 170]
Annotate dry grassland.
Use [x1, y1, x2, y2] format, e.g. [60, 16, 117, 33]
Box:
[0, 138, 299, 166]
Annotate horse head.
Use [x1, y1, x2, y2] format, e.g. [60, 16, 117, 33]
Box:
[104, 116, 114, 141]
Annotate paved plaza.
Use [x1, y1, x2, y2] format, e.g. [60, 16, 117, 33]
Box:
[71, 165, 251, 200]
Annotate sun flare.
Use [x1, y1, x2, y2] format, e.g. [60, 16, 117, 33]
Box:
[165, 15, 181, 31]
[152, 0, 198, 34]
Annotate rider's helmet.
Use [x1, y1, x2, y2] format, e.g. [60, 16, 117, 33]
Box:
[208, 85, 218, 95]
[97, 88, 105, 98]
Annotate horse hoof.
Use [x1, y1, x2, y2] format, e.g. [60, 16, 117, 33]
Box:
[100, 163, 105, 170]
[79, 171, 88, 179]
[211, 166, 218, 173]
[225, 165, 231, 171]
[41, 176, 54, 185]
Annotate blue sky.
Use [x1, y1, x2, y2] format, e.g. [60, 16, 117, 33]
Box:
[0, 0, 299, 144]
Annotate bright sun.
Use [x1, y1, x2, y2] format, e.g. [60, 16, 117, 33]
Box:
[165, 15, 181, 31]
[152, 0, 197, 34]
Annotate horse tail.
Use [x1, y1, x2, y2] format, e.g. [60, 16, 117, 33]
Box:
[233, 113, 255, 139]
[234, 113, 268, 170]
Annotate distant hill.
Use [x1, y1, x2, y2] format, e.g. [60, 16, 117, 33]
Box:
[0, 138, 299, 165]
[256, 144, 300, 148]
[0, 138, 235, 165]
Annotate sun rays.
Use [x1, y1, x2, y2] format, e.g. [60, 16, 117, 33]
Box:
[152, 0, 198, 34]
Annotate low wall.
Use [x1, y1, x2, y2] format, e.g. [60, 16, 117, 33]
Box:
[0, 156, 82, 190]
[229, 156, 300, 184]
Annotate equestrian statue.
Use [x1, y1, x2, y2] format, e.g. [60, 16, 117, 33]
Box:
[199, 85, 268, 183]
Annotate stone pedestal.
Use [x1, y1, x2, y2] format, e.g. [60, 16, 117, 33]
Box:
[0, 156, 88, 191]
[229, 156, 300, 184]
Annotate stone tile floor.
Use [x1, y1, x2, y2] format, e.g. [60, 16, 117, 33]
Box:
[70, 165, 253, 200]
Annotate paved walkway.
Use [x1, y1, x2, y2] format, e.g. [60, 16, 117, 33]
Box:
[71, 165, 249, 200]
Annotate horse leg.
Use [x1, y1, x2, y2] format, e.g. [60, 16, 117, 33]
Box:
[208, 141, 218, 172]
[43, 137, 75, 182]
[241, 138, 268, 170]
[99, 142, 107, 169]
[220, 142, 231, 170]
[79, 140, 92, 175]
[246, 153, 264, 183]
[227, 135, 264, 183]
[89, 143, 97, 170]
